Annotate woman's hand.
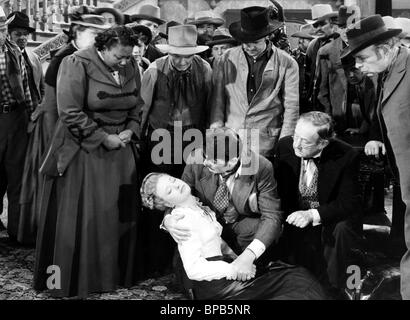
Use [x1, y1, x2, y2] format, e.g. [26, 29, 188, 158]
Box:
[229, 249, 257, 281]
[118, 129, 133, 144]
[103, 134, 126, 150]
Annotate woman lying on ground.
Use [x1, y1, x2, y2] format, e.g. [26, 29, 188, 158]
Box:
[140, 172, 328, 300]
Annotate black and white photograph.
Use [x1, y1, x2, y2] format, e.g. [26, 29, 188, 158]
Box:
[0, 0, 409, 309]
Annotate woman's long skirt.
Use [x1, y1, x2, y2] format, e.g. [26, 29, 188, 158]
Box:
[33, 140, 142, 298]
[17, 113, 49, 245]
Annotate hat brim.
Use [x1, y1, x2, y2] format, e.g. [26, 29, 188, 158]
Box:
[131, 14, 165, 25]
[156, 44, 209, 55]
[93, 8, 125, 25]
[192, 18, 224, 27]
[206, 38, 238, 46]
[0, 15, 16, 28]
[229, 21, 283, 43]
[71, 21, 111, 29]
[8, 24, 36, 33]
[341, 28, 402, 59]
[291, 31, 315, 40]
[305, 12, 338, 25]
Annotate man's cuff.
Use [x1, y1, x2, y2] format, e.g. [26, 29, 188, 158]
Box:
[310, 209, 321, 226]
[246, 239, 266, 259]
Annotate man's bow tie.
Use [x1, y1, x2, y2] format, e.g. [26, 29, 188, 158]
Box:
[303, 157, 321, 166]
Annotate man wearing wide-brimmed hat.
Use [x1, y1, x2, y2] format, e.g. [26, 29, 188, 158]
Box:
[136, 25, 213, 276]
[210, 6, 299, 160]
[128, 4, 165, 43]
[7, 11, 43, 111]
[191, 10, 225, 41]
[342, 14, 410, 300]
[312, 5, 358, 132]
[304, 4, 339, 111]
[291, 24, 316, 113]
[127, 4, 166, 62]
[0, 7, 35, 242]
[206, 27, 238, 65]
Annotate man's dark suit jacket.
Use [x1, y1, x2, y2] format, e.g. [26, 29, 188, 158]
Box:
[275, 136, 362, 231]
[181, 151, 283, 250]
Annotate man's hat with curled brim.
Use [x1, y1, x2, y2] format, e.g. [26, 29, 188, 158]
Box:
[191, 10, 225, 27]
[341, 15, 402, 59]
[156, 25, 208, 55]
[71, 14, 111, 29]
[0, 6, 16, 28]
[229, 6, 283, 43]
[291, 24, 315, 40]
[7, 11, 35, 33]
[93, 7, 125, 25]
[206, 27, 238, 46]
[306, 4, 338, 25]
[130, 4, 165, 25]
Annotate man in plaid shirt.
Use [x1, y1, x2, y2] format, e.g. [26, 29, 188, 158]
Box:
[0, 7, 34, 241]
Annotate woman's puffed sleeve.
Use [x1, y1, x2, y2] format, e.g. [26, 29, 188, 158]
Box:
[56, 55, 109, 151]
[173, 208, 236, 281]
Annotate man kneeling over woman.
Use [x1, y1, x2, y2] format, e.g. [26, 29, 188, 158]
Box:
[140, 172, 328, 300]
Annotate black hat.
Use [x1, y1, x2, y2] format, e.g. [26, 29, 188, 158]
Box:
[341, 54, 356, 69]
[341, 14, 402, 59]
[206, 28, 238, 46]
[229, 6, 283, 43]
[130, 24, 152, 45]
[337, 5, 358, 28]
[7, 11, 35, 33]
[158, 21, 181, 40]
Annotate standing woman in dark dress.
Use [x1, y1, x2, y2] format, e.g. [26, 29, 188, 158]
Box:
[17, 10, 110, 245]
[33, 26, 142, 298]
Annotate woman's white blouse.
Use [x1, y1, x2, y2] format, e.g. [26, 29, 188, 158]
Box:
[172, 206, 236, 281]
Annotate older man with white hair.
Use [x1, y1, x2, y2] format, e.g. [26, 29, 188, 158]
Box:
[342, 14, 410, 300]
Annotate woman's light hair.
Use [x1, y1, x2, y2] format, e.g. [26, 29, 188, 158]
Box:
[140, 172, 170, 211]
[299, 111, 335, 140]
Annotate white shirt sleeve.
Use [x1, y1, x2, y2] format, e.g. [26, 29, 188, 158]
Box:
[311, 209, 322, 226]
[246, 239, 266, 259]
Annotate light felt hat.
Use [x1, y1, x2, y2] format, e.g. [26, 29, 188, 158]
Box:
[395, 17, 410, 39]
[156, 25, 208, 55]
[305, 4, 338, 25]
[130, 4, 165, 25]
[0, 6, 16, 28]
[206, 27, 238, 46]
[192, 10, 224, 27]
[291, 23, 316, 40]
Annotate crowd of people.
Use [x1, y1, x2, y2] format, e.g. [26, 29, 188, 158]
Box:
[0, 1, 410, 300]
